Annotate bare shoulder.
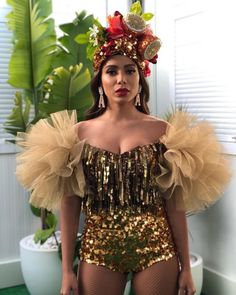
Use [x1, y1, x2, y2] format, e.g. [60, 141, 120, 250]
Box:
[145, 114, 168, 123]
[143, 114, 170, 135]
[74, 120, 91, 139]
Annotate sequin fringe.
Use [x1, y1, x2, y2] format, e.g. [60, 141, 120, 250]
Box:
[81, 142, 165, 215]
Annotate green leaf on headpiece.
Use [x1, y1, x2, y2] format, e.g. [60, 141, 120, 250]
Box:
[87, 43, 96, 60]
[75, 33, 89, 44]
[141, 13, 154, 21]
[130, 1, 142, 15]
[94, 18, 103, 28]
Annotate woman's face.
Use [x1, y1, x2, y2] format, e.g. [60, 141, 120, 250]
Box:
[101, 55, 140, 105]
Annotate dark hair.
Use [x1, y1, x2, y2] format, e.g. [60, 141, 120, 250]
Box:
[84, 59, 150, 120]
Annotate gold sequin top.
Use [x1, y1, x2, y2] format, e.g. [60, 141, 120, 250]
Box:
[81, 141, 165, 215]
[15, 109, 231, 215]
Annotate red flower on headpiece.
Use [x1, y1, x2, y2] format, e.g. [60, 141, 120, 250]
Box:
[149, 54, 158, 64]
[144, 60, 151, 77]
[107, 11, 125, 39]
[114, 11, 122, 16]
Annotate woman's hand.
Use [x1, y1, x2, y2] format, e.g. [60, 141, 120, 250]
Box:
[60, 271, 79, 295]
[178, 269, 196, 295]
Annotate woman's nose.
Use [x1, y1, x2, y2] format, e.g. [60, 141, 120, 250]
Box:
[117, 72, 127, 84]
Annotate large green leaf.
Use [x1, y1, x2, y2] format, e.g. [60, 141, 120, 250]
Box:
[34, 213, 57, 244]
[53, 11, 94, 74]
[3, 92, 31, 136]
[34, 227, 54, 244]
[45, 213, 58, 228]
[75, 33, 89, 44]
[39, 64, 92, 115]
[30, 204, 41, 217]
[6, 0, 56, 89]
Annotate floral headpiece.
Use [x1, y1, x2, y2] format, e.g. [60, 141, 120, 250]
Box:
[76, 1, 161, 77]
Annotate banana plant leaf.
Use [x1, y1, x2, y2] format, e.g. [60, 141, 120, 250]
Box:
[6, 0, 57, 90]
[39, 64, 93, 118]
[3, 92, 31, 136]
[50, 11, 95, 120]
[53, 11, 94, 74]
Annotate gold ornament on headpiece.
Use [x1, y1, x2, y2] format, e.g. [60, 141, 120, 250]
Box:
[76, 1, 161, 77]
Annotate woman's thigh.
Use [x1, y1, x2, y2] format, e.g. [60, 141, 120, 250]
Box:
[78, 261, 127, 295]
[132, 256, 180, 295]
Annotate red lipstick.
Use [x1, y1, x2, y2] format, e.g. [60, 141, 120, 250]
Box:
[115, 88, 129, 96]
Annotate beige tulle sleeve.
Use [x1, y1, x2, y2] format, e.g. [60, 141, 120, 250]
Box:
[15, 110, 87, 211]
[156, 111, 232, 215]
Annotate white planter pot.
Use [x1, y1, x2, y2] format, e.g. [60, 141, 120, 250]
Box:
[190, 252, 203, 295]
[20, 234, 62, 295]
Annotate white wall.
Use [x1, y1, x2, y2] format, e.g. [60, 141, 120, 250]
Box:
[0, 144, 40, 288]
[189, 163, 236, 278]
[188, 157, 236, 295]
[52, 0, 130, 29]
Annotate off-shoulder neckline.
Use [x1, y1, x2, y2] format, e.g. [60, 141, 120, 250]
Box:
[84, 140, 162, 157]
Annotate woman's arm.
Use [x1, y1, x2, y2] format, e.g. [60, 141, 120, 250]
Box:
[60, 195, 81, 295]
[165, 197, 196, 295]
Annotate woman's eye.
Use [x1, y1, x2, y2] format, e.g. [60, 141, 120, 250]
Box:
[106, 68, 136, 75]
[126, 69, 136, 75]
[107, 70, 116, 75]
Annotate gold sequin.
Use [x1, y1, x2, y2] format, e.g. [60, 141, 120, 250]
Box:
[80, 207, 176, 273]
[78, 142, 176, 273]
[93, 36, 145, 72]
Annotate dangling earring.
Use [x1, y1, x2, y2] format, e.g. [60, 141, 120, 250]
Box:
[135, 86, 142, 106]
[98, 86, 105, 108]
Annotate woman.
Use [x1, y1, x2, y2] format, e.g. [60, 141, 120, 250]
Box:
[60, 53, 195, 295]
[15, 6, 231, 295]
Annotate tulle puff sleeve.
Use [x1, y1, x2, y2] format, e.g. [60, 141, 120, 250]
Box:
[15, 110, 86, 211]
[156, 111, 232, 215]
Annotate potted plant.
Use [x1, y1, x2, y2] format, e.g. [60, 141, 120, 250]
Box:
[4, 0, 93, 294]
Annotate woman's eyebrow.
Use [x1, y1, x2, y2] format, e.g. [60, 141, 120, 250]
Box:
[104, 65, 118, 69]
[105, 64, 136, 69]
[124, 64, 136, 68]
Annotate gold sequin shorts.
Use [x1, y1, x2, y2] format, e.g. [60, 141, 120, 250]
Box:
[79, 207, 177, 273]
